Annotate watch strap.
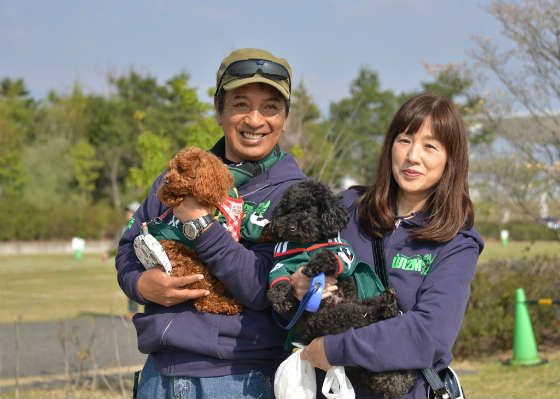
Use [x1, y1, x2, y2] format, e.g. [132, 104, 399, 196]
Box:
[196, 214, 214, 230]
[183, 214, 214, 240]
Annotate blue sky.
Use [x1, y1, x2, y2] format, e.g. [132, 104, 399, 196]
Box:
[1, 0, 509, 113]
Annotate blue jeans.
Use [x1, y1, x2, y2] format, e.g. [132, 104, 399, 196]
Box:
[136, 356, 274, 399]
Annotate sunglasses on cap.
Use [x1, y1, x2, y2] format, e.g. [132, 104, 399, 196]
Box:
[215, 58, 291, 95]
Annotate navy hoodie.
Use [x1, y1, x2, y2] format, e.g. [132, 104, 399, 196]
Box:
[323, 188, 484, 398]
[115, 143, 305, 378]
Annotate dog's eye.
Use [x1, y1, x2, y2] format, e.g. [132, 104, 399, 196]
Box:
[289, 224, 297, 232]
[177, 167, 184, 174]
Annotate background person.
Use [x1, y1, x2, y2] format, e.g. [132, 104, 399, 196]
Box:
[294, 93, 484, 398]
[116, 48, 305, 399]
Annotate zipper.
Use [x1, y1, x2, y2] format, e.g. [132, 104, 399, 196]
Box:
[239, 183, 271, 197]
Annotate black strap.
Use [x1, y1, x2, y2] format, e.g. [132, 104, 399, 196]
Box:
[132, 370, 140, 399]
[372, 238, 389, 289]
[371, 237, 453, 399]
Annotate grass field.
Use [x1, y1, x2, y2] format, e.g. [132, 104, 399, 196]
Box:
[478, 239, 560, 263]
[1, 241, 560, 397]
[0, 254, 132, 323]
[452, 349, 560, 398]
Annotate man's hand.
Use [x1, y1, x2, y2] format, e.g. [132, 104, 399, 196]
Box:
[301, 337, 332, 371]
[173, 196, 211, 223]
[137, 267, 209, 307]
[290, 266, 338, 301]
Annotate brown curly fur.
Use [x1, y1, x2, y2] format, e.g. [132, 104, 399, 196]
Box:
[157, 146, 233, 208]
[160, 240, 242, 315]
[156, 146, 242, 315]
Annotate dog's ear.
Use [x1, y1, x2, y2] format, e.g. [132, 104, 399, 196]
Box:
[319, 192, 349, 236]
[192, 152, 233, 207]
[157, 157, 184, 207]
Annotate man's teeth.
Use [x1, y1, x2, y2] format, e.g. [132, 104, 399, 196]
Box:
[242, 132, 264, 139]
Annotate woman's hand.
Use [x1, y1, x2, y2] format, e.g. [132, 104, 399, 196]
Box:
[173, 196, 211, 222]
[290, 266, 338, 301]
[300, 337, 332, 371]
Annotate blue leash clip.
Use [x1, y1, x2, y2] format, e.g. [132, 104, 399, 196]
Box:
[305, 273, 325, 312]
[272, 272, 326, 330]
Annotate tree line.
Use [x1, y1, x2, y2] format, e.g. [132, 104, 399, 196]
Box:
[0, 65, 483, 240]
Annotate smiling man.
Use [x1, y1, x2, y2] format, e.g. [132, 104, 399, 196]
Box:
[115, 48, 305, 399]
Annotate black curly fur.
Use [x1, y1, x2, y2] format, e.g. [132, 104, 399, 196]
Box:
[298, 288, 417, 397]
[268, 178, 348, 243]
[266, 281, 299, 313]
[266, 178, 416, 397]
[302, 249, 340, 277]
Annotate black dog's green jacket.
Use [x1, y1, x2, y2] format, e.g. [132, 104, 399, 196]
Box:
[268, 233, 357, 288]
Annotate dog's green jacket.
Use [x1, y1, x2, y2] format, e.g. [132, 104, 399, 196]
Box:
[268, 234, 357, 288]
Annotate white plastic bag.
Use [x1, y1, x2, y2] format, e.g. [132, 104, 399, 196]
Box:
[322, 366, 355, 399]
[274, 347, 316, 399]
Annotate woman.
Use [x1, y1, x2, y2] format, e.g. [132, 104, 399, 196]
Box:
[294, 93, 484, 398]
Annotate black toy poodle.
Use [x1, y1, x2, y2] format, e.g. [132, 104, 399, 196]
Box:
[267, 178, 416, 397]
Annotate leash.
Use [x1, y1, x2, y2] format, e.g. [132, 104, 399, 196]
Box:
[272, 273, 325, 330]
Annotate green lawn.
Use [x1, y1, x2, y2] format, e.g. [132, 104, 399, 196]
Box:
[452, 350, 560, 398]
[478, 239, 560, 263]
[0, 254, 133, 324]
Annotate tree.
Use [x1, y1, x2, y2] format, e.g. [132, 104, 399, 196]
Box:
[19, 83, 98, 208]
[296, 67, 401, 187]
[127, 130, 172, 199]
[0, 78, 36, 199]
[88, 70, 218, 208]
[280, 81, 321, 170]
[467, 0, 560, 229]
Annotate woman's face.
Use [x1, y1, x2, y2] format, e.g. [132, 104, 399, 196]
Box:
[391, 118, 448, 206]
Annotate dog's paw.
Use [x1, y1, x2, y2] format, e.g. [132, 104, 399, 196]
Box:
[303, 249, 339, 277]
[267, 281, 299, 313]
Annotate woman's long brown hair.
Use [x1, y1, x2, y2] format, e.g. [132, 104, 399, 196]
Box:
[358, 93, 474, 242]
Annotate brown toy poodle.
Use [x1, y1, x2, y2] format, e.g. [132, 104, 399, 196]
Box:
[156, 146, 243, 315]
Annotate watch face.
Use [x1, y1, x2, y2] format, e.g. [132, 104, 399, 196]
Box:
[183, 222, 198, 240]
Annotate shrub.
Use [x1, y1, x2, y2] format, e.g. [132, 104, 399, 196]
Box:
[454, 256, 560, 359]
[0, 198, 121, 240]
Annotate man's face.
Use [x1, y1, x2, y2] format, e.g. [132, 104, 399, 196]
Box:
[216, 83, 287, 162]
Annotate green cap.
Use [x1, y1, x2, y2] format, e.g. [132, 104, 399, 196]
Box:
[216, 48, 292, 101]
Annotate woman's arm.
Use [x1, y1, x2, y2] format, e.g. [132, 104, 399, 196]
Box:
[319, 243, 479, 372]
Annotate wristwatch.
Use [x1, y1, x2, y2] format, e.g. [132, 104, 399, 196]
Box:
[182, 214, 214, 240]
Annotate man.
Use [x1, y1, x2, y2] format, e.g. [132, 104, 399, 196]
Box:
[116, 48, 305, 399]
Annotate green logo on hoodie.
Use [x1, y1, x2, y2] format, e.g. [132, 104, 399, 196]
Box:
[391, 253, 436, 276]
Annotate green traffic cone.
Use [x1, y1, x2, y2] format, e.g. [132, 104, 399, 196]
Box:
[509, 288, 545, 366]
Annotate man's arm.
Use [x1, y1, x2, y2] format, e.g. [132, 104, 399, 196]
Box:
[173, 194, 282, 311]
[115, 174, 209, 307]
